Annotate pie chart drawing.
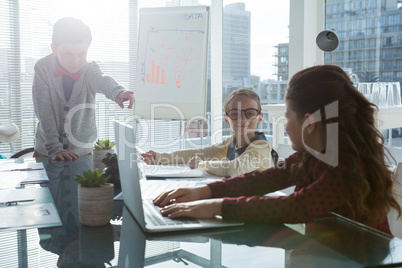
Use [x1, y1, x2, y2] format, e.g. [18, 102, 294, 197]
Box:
[175, 47, 200, 73]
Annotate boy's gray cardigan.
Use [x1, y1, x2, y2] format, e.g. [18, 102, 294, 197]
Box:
[32, 54, 125, 157]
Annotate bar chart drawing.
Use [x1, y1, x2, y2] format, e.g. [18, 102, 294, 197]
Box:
[140, 32, 203, 90]
[146, 58, 168, 86]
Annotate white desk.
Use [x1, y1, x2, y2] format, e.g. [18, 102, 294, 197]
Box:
[262, 104, 402, 149]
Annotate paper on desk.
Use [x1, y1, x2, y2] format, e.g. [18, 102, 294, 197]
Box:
[0, 162, 49, 188]
[142, 164, 220, 178]
[0, 179, 20, 189]
[0, 162, 44, 171]
[0, 203, 60, 230]
[0, 187, 62, 231]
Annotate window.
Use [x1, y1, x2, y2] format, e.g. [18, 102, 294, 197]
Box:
[0, 0, 133, 156]
[0, 1, 200, 156]
[389, 14, 400, 25]
[222, 1, 289, 137]
[325, 0, 402, 147]
[0, 0, 290, 156]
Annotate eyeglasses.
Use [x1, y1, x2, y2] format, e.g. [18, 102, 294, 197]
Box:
[226, 108, 260, 120]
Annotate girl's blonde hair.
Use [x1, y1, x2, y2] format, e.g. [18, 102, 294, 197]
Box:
[223, 88, 261, 114]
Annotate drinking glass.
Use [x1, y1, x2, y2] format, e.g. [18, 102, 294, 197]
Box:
[379, 82, 388, 108]
[387, 82, 395, 108]
[371, 83, 380, 107]
[388, 82, 402, 107]
[357, 83, 372, 101]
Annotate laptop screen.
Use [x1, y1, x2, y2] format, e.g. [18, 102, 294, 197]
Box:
[114, 120, 147, 228]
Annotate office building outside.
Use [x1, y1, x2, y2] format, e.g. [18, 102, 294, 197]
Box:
[326, 0, 402, 83]
[273, 43, 289, 81]
[223, 3, 251, 91]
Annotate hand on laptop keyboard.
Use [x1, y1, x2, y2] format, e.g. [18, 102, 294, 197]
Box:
[159, 198, 224, 220]
[153, 185, 212, 207]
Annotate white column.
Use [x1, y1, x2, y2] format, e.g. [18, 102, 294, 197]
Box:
[210, 0, 223, 144]
[289, 0, 325, 78]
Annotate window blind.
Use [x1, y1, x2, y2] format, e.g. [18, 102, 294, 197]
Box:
[0, 0, 133, 156]
[0, 0, 211, 158]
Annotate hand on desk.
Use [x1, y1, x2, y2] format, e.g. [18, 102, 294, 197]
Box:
[141, 150, 157, 165]
[52, 151, 79, 161]
[188, 156, 202, 169]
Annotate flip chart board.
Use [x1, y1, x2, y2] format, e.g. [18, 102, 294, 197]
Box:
[135, 6, 209, 120]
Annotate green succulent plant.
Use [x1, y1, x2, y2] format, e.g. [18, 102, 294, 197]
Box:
[94, 139, 116, 150]
[74, 169, 111, 187]
[102, 153, 120, 188]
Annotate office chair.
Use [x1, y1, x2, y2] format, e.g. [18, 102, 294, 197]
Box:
[271, 149, 279, 164]
[388, 162, 402, 238]
[0, 123, 19, 143]
[0, 123, 34, 158]
[0, 123, 19, 159]
[10, 147, 35, 158]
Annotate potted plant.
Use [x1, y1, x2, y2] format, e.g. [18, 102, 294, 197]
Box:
[93, 139, 115, 171]
[102, 152, 120, 188]
[79, 224, 114, 266]
[74, 169, 114, 227]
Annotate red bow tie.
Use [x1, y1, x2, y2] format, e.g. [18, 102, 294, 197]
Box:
[55, 66, 81, 81]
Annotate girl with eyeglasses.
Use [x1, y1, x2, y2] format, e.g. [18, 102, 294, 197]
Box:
[141, 88, 274, 177]
[153, 65, 401, 235]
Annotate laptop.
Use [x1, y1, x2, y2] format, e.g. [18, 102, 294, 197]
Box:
[114, 120, 244, 233]
[118, 206, 245, 268]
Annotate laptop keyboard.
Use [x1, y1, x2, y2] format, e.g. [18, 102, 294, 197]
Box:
[140, 180, 198, 199]
[143, 199, 199, 226]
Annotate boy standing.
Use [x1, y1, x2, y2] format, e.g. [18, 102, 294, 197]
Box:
[32, 17, 134, 161]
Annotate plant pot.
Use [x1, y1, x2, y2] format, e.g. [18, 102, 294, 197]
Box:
[79, 223, 114, 265]
[77, 183, 114, 227]
[93, 149, 114, 171]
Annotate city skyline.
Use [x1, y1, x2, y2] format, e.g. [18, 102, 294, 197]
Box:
[25, 0, 289, 81]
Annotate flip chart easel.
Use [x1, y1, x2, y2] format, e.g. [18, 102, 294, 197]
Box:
[134, 6, 209, 121]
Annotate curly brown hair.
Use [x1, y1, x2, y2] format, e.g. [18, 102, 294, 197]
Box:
[285, 65, 401, 227]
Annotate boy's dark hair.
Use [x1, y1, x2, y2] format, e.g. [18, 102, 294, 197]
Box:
[52, 17, 92, 47]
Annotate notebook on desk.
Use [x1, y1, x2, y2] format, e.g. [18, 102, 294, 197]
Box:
[114, 120, 244, 233]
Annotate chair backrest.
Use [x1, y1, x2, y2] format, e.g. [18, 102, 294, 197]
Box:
[385, 146, 402, 165]
[388, 162, 402, 238]
[0, 123, 19, 143]
[271, 149, 278, 164]
[10, 147, 35, 159]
